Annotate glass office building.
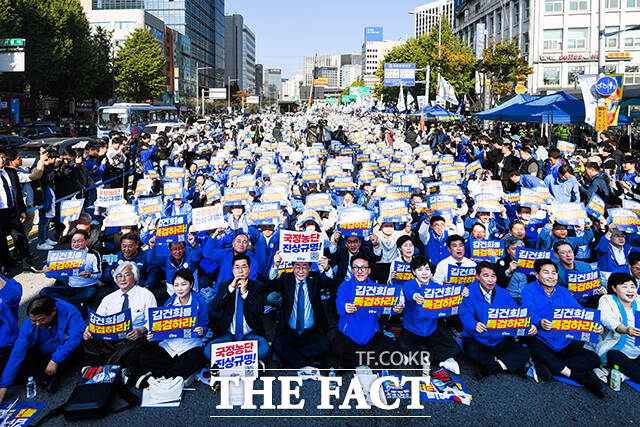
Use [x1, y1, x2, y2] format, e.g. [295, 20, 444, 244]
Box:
[90, 0, 224, 88]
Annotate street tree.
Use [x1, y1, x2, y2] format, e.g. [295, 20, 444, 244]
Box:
[114, 28, 165, 102]
[374, 17, 475, 105]
[477, 37, 533, 100]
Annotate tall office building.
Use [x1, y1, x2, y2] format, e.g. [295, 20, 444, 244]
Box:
[264, 68, 282, 104]
[82, 0, 225, 89]
[224, 14, 256, 93]
[303, 54, 341, 86]
[255, 64, 264, 98]
[412, 0, 454, 38]
[361, 27, 404, 87]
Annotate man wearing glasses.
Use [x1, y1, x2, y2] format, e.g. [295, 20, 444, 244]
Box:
[81, 261, 157, 372]
[207, 254, 269, 360]
[333, 254, 403, 367]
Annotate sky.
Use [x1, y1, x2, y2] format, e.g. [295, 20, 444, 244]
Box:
[225, 0, 430, 79]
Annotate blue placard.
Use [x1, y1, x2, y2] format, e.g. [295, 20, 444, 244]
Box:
[87, 309, 132, 341]
[420, 282, 464, 318]
[567, 270, 601, 297]
[384, 63, 416, 87]
[485, 307, 531, 337]
[59, 198, 84, 223]
[391, 261, 414, 285]
[515, 247, 553, 274]
[595, 76, 618, 96]
[0, 401, 47, 426]
[551, 307, 601, 343]
[156, 215, 188, 244]
[636, 311, 640, 346]
[353, 284, 402, 314]
[379, 199, 410, 223]
[365, 26, 383, 42]
[148, 306, 197, 341]
[45, 249, 87, 278]
[470, 239, 505, 261]
[137, 196, 163, 221]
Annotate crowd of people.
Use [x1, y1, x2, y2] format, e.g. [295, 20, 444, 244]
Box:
[0, 110, 639, 406]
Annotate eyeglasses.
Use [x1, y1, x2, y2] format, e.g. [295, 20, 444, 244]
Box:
[116, 272, 132, 280]
[352, 265, 369, 271]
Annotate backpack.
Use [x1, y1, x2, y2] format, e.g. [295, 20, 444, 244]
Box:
[35, 366, 139, 424]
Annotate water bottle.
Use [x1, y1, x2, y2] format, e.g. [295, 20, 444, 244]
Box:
[609, 365, 622, 391]
[26, 376, 37, 399]
[328, 367, 337, 390]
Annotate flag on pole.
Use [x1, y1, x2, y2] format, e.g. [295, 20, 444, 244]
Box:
[406, 90, 415, 111]
[456, 95, 465, 114]
[437, 75, 459, 105]
[419, 107, 425, 132]
[377, 97, 385, 111]
[396, 84, 406, 112]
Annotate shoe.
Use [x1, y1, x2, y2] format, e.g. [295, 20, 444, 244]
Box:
[573, 371, 605, 398]
[23, 263, 41, 273]
[440, 358, 460, 375]
[36, 243, 54, 251]
[136, 371, 153, 390]
[45, 239, 58, 246]
[535, 362, 553, 382]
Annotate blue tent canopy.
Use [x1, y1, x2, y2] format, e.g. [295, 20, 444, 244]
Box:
[473, 91, 630, 125]
[472, 94, 536, 121]
[407, 105, 462, 121]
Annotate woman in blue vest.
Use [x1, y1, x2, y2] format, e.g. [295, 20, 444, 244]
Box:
[595, 272, 640, 383]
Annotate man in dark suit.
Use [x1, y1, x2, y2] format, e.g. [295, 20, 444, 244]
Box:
[268, 253, 332, 368]
[207, 254, 269, 360]
[325, 231, 382, 287]
[0, 149, 37, 273]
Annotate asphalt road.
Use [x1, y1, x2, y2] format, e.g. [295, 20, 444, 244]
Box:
[3, 238, 640, 426]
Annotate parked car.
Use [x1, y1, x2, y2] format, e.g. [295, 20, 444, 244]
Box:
[141, 122, 185, 142]
[0, 134, 31, 148]
[12, 123, 63, 139]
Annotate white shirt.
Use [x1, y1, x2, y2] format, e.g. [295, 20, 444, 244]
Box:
[68, 253, 100, 288]
[228, 285, 251, 337]
[433, 256, 477, 285]
[611, 244, 627, 267]
[288, 279, 315, 331]
[0, 168, 13, 209]
[159, 294, 203, 357]
[97, 285, 157, 330]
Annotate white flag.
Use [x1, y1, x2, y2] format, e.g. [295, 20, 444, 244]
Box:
[437, 75, 459, 105]
[406, 90, 415, 110]
[377, 97, 385, 111]
[578, 74, 598, 126]
[396, 84, 406, 112]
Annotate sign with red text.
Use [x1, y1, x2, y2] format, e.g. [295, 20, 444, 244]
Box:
[148, 306, 197, 341]
[567, 270, 601, 297]
[552, 307, 601, 343]
[421, 283, 464, 318]
[88, 309, 132, 340]
[515, 248, 552, 274]
[155, 215, 188, 244]
[353, 284, 402, 314]
[46, 250, 87, 278]
[210, 341, 258, 378]
[279, 231, 323, 263]
[486, 307, 531, 337]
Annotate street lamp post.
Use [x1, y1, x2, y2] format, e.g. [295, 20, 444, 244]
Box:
[409, 9, 443, 106]
[196, 62, 212, 115]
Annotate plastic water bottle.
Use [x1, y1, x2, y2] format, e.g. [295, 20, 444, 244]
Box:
[328, 367, 337, 390]
[26, 376, 37, 399]
[610, 365, 622, 391]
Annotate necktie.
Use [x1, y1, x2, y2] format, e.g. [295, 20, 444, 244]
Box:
[456, 261, 462, 266]
[121, 293, 129, 311]
[485, 292, 492, 304]
[1, 173, 12, 208]
[234, 288, 244, 340]
[296, 281, 305, 334]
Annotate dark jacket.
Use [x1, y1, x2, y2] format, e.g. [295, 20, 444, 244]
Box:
[325, 246, 382, 286]
[210, 278, 265, 337]
[2, 167, 26, 216]
[268, 271, 329, 336]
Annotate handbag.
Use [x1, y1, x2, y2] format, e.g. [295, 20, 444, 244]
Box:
[142, 376, 184, 407]
[35, 365, 139, 425]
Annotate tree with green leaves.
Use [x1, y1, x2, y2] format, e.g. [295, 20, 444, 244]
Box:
[374, 17, 475, 105]
[341, 80, 363, 97]
[0, 0, 112, 110]
[114, 28, 165, 102]
[90, 26, 115, 102]
[477, 37, 533, 100]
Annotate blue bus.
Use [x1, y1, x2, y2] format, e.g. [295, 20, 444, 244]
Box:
[96, 103, 178, 138]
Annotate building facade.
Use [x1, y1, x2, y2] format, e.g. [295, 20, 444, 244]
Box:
[264, 68, 282, 104]
[255, 64, 264, 98]
[454, 0, 640, 96]
[84, 0, 225, 89]
[224, 15, 257, 94]
[413, 0, 455, 39]
[361, 38, 405, 87]
[340, 64, 362, 88]
[303, 55, 341, 86]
